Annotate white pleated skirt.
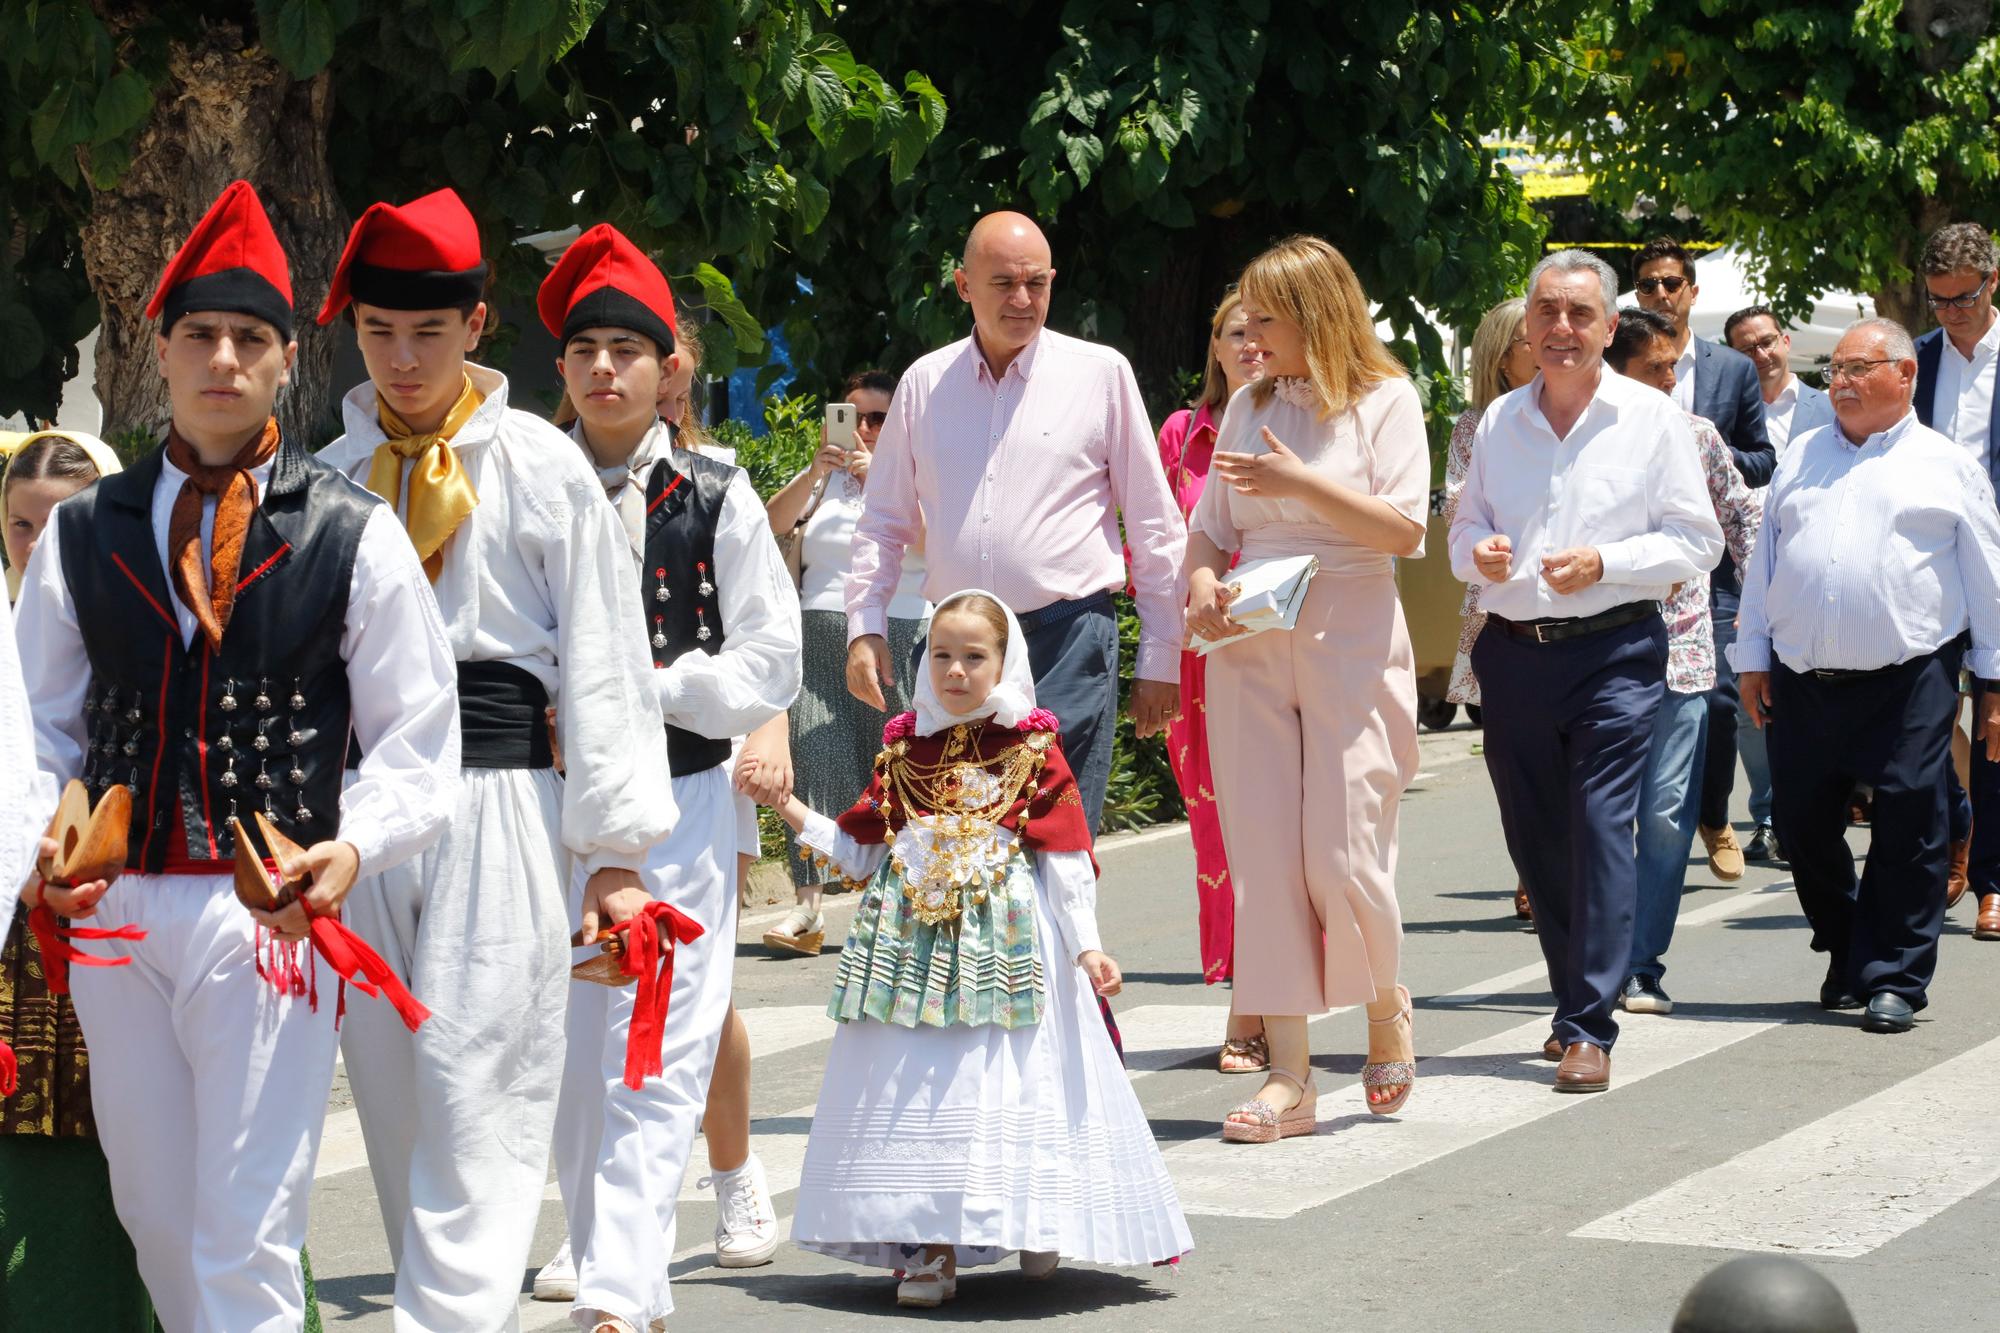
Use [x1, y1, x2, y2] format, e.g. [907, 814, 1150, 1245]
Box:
[791, 869, 1193, 1271]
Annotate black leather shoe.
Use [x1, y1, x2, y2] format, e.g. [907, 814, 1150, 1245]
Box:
[1860, 992, 1915, 1034]
[1745, 824, 1773, 862]
[1819, 961, 1862, 1012]
[1618, 974, 1674, 1014]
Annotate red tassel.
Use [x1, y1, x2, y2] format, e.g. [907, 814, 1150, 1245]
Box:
[604, 901, 705, 1090]
[27, 903, 144, 996]
[306, 915, 431, 1033]
[1, 1040, 17, 1098]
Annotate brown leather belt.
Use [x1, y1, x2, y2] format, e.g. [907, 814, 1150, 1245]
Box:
[1492, 601, 1662, 645]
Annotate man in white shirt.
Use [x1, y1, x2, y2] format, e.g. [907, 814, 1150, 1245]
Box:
[1735, 319, 2000, 1033]
[1913, 223, 2000, 943]
[1722, 305, 1837, 866]
[1450, 249, 1723, 1093]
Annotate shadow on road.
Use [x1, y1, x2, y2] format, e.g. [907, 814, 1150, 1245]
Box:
[695, 1264, 1174, 1320]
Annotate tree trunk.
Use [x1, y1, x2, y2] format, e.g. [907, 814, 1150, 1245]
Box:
[77, 21, 347, 451]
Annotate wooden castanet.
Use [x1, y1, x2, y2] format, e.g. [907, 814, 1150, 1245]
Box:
[569, 926, 631, 987]
[230, 811, 314, 912]
[36, 780, 131, 887]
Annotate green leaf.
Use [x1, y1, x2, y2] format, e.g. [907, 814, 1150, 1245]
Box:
[90, 70, 153, 146]
[906, 71, 948, 136]
[1060, 130, 1105, 186]
[0, 304, 48, 379]
[262, 0, 338, 76]
[28, 82, 92, 165]
[691, 262, 766, 357]
[794, 173, 830, 233]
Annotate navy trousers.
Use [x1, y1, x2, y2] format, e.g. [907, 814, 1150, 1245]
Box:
[1698, 587, 1742, 831]
[1473, 614, 1668, 1050]
[910, 593, 1119, 834]
[1767, 645, 1960, 1006]
[1967, 684, 2000, 894]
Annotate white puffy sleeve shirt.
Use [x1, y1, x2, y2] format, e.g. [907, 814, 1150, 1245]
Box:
[0, 604, 56, 925]
[318, 364, 676, 873]
[14, 466, 462, 878]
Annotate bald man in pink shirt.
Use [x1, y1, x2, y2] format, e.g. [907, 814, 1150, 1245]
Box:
[845, 212, 1186, 831]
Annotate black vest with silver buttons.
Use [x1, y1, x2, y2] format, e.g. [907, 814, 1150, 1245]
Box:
[639, 448, 734, 777]
[54, 437, 377, 871]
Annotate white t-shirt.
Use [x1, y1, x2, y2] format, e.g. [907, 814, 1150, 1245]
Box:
[798, 468, 929, 619]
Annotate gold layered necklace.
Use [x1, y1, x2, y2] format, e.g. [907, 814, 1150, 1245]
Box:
[880, 721, 1055, 926]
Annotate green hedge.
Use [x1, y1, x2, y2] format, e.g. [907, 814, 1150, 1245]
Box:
[722, 393, 1185, 844]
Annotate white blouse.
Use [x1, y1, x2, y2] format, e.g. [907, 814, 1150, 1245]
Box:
[796, 469, 929, 619]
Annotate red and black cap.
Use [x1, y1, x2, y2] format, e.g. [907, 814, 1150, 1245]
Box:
[318, 188, 488, 323]
[145, 180, 294, 340]
[537, 224, 677, 354]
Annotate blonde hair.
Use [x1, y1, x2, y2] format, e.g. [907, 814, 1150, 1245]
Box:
[933, 592, 1010, 655]
[1196, 289, 1244, 416]
[1466, 298, 1528, 413]
[1239, 235, 1405, 418]
[669, 301, 715, 453]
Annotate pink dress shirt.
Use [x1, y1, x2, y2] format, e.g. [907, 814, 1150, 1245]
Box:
[847, 328, 1188, 681]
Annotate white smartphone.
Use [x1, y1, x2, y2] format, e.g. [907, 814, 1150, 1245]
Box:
[825, 401, 857, 449]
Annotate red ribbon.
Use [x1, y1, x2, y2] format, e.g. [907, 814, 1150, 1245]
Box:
[27, 901, 145, 996]
[1, 1040, 16, 1098]
[603, 901, 705, 1090]
[305, 910, 431, 1033]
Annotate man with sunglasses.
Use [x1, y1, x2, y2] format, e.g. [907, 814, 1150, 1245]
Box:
[1634, 239, 1774, 890]
[1735, 318, 2000, 1032]
[1913, 222, 2000, 943]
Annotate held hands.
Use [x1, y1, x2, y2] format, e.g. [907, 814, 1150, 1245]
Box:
[1186, 568, 1247, 645]
[579, 866, 651, 946]
[1539, 546, 1604, 595]
[1739, 670, 1772, 729]
[846, 634, 894, 711]
[1130, 679, 1179, 740]
[1214, 428, 1312, 500]
[22, 840, 111, 918]
[734, 728, 795, 807]
[1472, 534, 1513, 582]
[248, 840, 363, 943]
[1079, 949, 1122, 997]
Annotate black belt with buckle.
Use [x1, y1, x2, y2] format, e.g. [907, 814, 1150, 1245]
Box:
[1492, 601, 1662, 645]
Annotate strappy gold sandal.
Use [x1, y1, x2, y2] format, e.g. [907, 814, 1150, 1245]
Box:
[1363, 984, 1416, 1116]
[1221, 1066, 1316, 1144]
[1219, 1032, 1269, 1075]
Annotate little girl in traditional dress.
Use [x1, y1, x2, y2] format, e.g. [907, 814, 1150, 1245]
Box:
[763, 588, 1192, 1308]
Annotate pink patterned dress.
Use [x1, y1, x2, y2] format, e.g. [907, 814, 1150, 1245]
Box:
[1156, 403, 1235, 983]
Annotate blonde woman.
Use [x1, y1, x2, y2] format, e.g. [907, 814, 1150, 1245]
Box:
[1447, 299, 1537, 921]
[1186, 236, 1427, 1140]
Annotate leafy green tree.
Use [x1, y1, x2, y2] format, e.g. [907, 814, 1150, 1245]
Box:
[1553, 0, 2000, 330]
[782, 0, 1585, 435]
[0, 1, 943, 441]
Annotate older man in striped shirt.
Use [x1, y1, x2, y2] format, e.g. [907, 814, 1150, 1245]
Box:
[845, 211, 1186, 831]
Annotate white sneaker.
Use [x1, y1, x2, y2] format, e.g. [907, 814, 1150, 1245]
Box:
[1020, 1250, 1060, 1279]
[708, 1153, 779, 1268]
[533, 1236, 576, 1301]
[895, 1254, 957, 1307]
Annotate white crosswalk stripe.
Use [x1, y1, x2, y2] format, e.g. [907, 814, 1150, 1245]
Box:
[1572, 1034, 2000, 1258]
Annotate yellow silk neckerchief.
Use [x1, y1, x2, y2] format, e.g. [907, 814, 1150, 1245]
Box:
[367, 375, 484, 581]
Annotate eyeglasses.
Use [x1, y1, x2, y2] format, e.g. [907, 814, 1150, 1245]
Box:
[1926, 274, 1993, 310]
[857, 411, 888, 429]
[1635, 276, 1689, 296]
[1737, 332, 1784, 355]
[1826, 358, 1896, 381]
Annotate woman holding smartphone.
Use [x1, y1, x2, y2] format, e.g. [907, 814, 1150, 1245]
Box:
[760, 370, 928, 955]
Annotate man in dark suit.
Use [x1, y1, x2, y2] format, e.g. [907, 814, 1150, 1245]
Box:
[1634, 237, 1774, 887]
[1914, 221, 2000, 943]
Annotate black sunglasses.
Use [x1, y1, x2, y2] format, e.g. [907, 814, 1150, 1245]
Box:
[857, 410, 888, 429]
[1635, 275, 1689, 296]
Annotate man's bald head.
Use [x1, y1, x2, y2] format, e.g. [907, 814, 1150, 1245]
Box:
[955, 210, 1057, 372]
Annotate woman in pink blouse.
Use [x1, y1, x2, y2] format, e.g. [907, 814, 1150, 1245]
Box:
[1187, 237, 1427, 1141]
[1153, 291, 1268, 1072]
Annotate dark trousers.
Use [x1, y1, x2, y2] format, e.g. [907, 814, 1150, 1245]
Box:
[1767, 645, 1960, 1006]
[1966, 685, 2000, 889]
[1472, 614, 1668, 1050]
[1699, 587, 1741, 830]
[911, 593, 1119, 834]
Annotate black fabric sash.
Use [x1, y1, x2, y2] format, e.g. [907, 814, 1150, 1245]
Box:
[349, 659, 552, 772]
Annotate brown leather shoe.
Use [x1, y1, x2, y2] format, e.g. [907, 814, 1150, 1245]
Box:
[1554, 1042, 1610, 1093]
[1698, 824, 1746, 882]
[1541, 1035, 1562, 1061]
[1947, 838, 1972, 910]
[1976, 894, 2000, 941]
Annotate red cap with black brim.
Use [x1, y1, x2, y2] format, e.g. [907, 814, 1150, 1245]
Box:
[318, 188, 489, 323]
[536, 224, 677, 355]
[145, 180, 294, 340]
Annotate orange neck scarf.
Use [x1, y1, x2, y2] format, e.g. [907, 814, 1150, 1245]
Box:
[164, 418, 281, 650]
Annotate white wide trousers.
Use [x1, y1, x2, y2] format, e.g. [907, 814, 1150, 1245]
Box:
[340, 767, 572, 1333]
[554, 764, 738, 1332]
[70, 872, 340, 1333]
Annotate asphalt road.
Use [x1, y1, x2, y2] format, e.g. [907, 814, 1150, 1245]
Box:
[305, 725, 2000, 1331]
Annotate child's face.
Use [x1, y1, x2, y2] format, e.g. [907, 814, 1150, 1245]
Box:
[927, 609, 1005, 715]
[5, 475, 84, 579]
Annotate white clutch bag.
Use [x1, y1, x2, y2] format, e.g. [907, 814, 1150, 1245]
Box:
[1191, 553, 1320, 655]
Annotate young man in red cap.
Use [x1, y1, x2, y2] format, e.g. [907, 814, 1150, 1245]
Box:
[11, 178, 461, 1332]
[316, 191, 678, 1331]
[529, 224, 798, 1333]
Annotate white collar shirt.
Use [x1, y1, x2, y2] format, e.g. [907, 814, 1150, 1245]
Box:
[1670, 339, 1697, 412]
[1730, 411, 2000, 678]
[1933, 316, 2000, 470]
[1448, 365, 1723, 622]
[1762, 375, 1834, 464]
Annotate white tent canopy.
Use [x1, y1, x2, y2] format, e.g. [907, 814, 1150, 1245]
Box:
[1619, 245, 1874, 373]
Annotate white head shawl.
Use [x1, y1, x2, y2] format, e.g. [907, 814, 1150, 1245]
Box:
[911, 588, 1038, 738]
